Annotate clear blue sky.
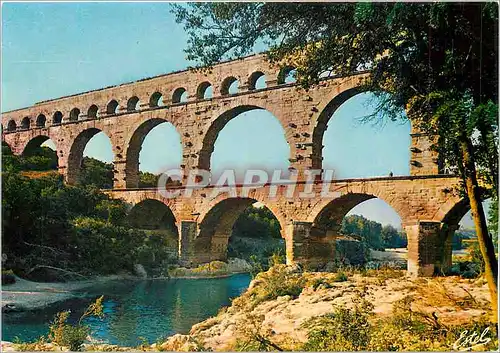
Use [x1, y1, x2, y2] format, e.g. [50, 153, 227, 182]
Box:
[2, 2, 482, 229]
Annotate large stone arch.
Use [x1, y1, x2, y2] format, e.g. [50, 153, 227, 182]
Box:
[288, 187, 406, 270]
[194, 196, 287, 263]
[432, 187, 491, 226]
[198, 190, 288, 233]
[197, 104, 291, 171]
[430, 192, 494, 273]
[106, 189, 185, 219]
[311, 76, 368, 170]
[124, 117, 182, 188]
[67, 128, 114, 185]
[312, 193, 377, 232]
[20, 135, 58, 156]
[128, 198, 178, 229]
[128, 198, 180, 262]
[435, 198, 471, 227]
[307, 186, 408, 227]
[311, 75, 413, 173]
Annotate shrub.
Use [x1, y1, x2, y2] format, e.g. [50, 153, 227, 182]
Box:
[48, 311, 89, 351]
[248, 254, 265, 278]
[234, 314, 289, 351]
[310, 278, 331, 290]
[368, 296, 498, 351]
[2, 158, 177, 278]
[71, 217, 145, 275]
[268, 249, 285, 267]
[333, 271, 348, 282]
[301, 294, 498, 352]
[228, 234, 285, 272]
[248, 265, 306, 306]
[363, 267, 405, 284]
[302, 297, 374, 351]
[468, 240, 485, 273]
[368, 320, 426, 351]
[13, 336, 53, 352]
[448, 260, 481, 278]
[48, 296, 104, 351]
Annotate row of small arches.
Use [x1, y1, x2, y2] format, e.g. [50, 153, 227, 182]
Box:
[4, 68, 297, 132]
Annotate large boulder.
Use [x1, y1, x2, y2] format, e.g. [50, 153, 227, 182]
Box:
[1, 272, 16, 285]
[227, 258, 252, 273]
[133, 264, 148, 278]
[335, 238, 369, 266]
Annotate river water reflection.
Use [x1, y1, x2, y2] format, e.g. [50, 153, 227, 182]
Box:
[3, 274, 251, 346]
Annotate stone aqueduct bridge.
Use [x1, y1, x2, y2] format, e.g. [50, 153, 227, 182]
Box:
[2, 54, 469, 276]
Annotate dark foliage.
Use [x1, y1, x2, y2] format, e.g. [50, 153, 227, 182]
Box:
[341, 214, 407, 250]
[78, 157, 114, 189]
[1, 153, 174, 278]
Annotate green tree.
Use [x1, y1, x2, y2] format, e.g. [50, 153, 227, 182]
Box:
[78, 157, 113, 189]
[21, 146, 58, 171]
[2, 142, 58, 172]
[139, 171, 160, 188]
[2, 142, 21, 172]
[173, 2, 498, 319]
[232, 206, 282, 239]
[341, 215, 388, 250]
[488, 197, 498, 251]
[381, 225, 407, 249]
[1, 166, 174, 277]
[228, 205, 285, 265]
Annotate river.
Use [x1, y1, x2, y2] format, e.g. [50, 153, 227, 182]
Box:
[2, 273, 251, 346]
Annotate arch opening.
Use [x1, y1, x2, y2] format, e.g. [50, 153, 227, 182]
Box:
[313, 194, 406, 268]
[439, 197, 494, 277]
[21, 117, 30, 130]
[87, 105, 98, 119]
[52, 111, 63, 125]
[7, 120, 17, 132]
[149, 92, 163, 108]
[21, 136, 58, 171]
[36, 114, 46, 128]
[126, 119, 182, 188]
[248, 71, 267, 90]
[127, 96, 140, 112]
[107, 100, 119, 115]
[172, 88, 188, 104]
[69, 108, 80, 122]
[128, 199, 179, 265]
[195, 199, 285, 264]
[196, 81, 213, 100]
[277, 66, 296, 84]
[220, 77, 239, 95]
[67, 128, 114, 187]
[200, 106, 290, 182]
[315, 91, 410, 178]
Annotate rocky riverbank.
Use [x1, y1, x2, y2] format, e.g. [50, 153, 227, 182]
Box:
[3, 262, 497, 352]
[1, 274, 126, 312]
[166, 258, 252, 278]
[160, 266, 495, 351]
[2, 259, 252, 313]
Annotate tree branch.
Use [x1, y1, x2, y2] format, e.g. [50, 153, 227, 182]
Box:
[25, 265, 87, 279]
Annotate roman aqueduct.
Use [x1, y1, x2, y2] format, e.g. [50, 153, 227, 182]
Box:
[2, 54, 471, 275]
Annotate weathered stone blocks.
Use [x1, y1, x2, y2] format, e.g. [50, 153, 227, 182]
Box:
[2, 54, 465, 275]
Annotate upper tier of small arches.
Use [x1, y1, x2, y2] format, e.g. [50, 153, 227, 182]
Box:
[3, 64, 298, 133]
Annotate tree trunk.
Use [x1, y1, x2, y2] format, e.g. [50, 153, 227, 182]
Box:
[460, 134, 498, 322]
